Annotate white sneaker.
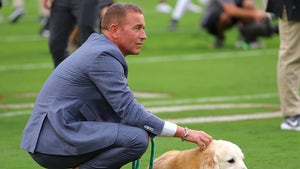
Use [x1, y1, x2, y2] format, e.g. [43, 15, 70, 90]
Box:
[156, 2, 172, 13]
[9, 7, 24, 23]
[187, 3, 202, 13]
[199, 0, 210, 6]
[235, 41, 265, 49]
[281, 115, 300, 131]
[248, 41, 265, 49]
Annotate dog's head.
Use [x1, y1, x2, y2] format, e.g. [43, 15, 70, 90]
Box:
[203, 140, 247, 169]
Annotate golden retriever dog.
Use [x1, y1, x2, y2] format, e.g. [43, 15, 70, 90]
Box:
[152, 140, 247, 169]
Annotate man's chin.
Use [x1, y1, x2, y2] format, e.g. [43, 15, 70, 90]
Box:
[132, 50, 141, 55]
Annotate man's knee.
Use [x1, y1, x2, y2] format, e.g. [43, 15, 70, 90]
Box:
[130, 128, 149, 155]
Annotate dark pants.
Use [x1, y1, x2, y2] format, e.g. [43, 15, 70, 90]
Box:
[49, 0, 81, 67]
[49, 0, 113, 67]
[30, 125, 149, 169]
[201, 5, 237, 39]
[78, 0, 114, 43]
[238, 18, 274, 43]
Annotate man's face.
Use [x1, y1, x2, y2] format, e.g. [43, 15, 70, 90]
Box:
[116, 11, 147, 56]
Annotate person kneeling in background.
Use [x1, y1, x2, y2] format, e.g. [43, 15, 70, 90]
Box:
[201, 0, 278, 48]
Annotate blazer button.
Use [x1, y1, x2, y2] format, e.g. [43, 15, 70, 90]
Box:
[144, 125, 154, 132]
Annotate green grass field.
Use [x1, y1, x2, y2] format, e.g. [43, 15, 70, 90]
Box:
[1, 0, 300, 169]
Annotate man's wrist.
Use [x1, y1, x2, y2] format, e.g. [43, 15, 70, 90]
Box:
[181, 127, 189, 142]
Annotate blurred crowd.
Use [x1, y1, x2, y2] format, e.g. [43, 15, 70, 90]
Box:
[0, 0, 279, 65]
[157, 0, 278, 49]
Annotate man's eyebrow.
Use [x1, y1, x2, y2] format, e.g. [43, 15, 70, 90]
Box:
[134, 23, 145, 28]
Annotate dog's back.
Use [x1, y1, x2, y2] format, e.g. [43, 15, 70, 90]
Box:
[152, 150, 181, 169]
[153, 147, 214, 169]
[152, 140, 247, 169]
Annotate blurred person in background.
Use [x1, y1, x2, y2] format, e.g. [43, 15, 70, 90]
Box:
[45, 0, 114, 68]
[20, 3, 213, 169]
[39, 0, 50, 37]
[168, 0, 207, 31]
[266, 0, 300, 131]
[156, 0, 172, 13]
[43, 0, 81, 67]
[157, 0, 203, 15]
[201, 0, 276, 48]
[4, 0, 49, 36]
[7, 0, 50, 37]
[78, 0, 114, 44]
[67, 0, 114, 53]
[8, 0, 24, 23]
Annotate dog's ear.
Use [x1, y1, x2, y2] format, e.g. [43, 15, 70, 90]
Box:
[200, 150, 218, 169]
[213, 154, 220, 169]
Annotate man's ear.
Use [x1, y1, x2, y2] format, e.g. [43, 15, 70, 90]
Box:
[109, 24, 118, 39]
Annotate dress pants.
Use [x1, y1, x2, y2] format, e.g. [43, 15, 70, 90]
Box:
[30, 123, 149, 169]
[277, 7, 300, 117]
[78, 0, 114, 44]
[48, 0, 81, 67]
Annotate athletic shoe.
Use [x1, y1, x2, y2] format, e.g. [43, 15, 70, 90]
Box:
[281, 115, 300, 131]
[199, 0, 209, 6]
[214, 37, 224, 48]
[186, 3, 202, 13]
[39, 16, 50, 38]
[248, 41, 265, 49]
[156, 2, 172, 13]
[40, 28, 50, 38]
[235, 41, 265, 49]
[9, 7, 25, 23]
[168, 20, 178, 31]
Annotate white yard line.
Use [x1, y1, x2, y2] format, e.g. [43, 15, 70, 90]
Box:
[0, 34, 44, 42]
[127, 49, 277, 64]
[0, 109, 282, 123]
[0, 93, 278, 108]
[0, 102, 279, 123]
[0, 92, 281, 122]
[0, 49, 277, 72]
[133, 91, 171, 98]
[0, 111, 32, 117]
[142, 93, 277, 106]
[0, 103, 278, 112]
[166, 111, 282, 124]
[1, 91, 170, 100]
[0, 91, 278, 111]
[0, 103, 34, 109]
[148, 103, 278, 114]
[0, 92, 280, 123]
[0, 63, 52, 72]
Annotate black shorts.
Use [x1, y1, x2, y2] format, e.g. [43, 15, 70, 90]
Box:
[201, 6, 223, 35]
[201, 5, 237, 36]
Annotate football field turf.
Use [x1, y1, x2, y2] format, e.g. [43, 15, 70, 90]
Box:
[0, 0, 299, 168]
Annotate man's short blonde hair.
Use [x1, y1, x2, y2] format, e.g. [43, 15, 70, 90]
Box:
[101, 3, 143, 31]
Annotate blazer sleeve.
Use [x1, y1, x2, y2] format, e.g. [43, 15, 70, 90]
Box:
[88, 52, 165, 137]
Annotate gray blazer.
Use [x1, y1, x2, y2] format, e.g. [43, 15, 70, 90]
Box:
[20, 33, 164, 155]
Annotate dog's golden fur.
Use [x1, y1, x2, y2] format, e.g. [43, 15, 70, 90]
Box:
[152, 140, 247, 169]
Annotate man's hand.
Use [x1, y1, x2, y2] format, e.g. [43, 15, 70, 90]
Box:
[43, 0, 53, 10]
[254, 10, 268, 22]
[175, 126, 213, 151]
[184, 129, 213, 151]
